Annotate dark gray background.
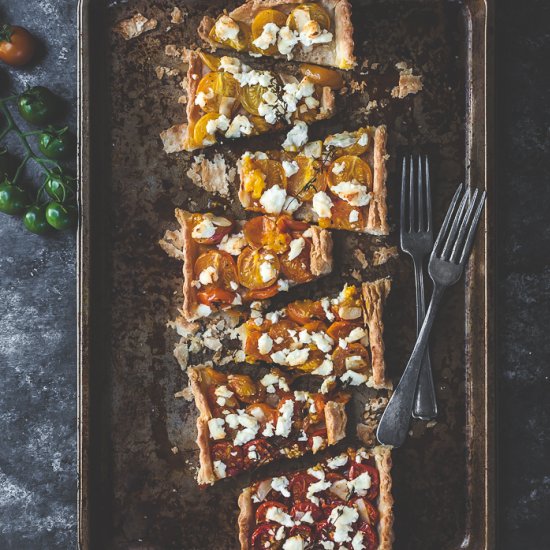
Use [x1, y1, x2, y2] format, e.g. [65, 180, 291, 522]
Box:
[0, 0, 548, 549]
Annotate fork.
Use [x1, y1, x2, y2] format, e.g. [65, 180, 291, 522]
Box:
[377, 183, 486, 447]
[400, 155, 437, 420]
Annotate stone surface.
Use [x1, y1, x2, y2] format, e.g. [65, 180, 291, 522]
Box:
[0, 0, 548, 549]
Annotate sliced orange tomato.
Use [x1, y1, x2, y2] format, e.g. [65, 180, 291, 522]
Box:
[276, 215, 310, 233]
[331, 285, 363, 320]
[251, 9, 287, 55]
[206, 384, 238, 411]
[197, 287, 236, 306]
[299, 63, 344, 89]
[280, 239, 314, 283]
[196, 71, 239, 113]
[295, 348, 325, 372]
[243, 284, 280, 301]
[327, 155, 373, 190]
[302, 320, 329, 332]
[332, 343, 371, 375]
[242, 158, 287, 202]
[227, 374, 265, 404]
[324, 128, 371, 156]
[194, 250, 238, 290]
[243, 215, 290, 253]
[268, 319, 300, 351]
[244, 330, 265, 362]
[202, 366, 227, 386]
[189, 213, 234, 244]
[327, 321, 362, 342]
[246, 402, 279, 427]
[286, 299, 326, 325]
[286, 155, 325, 201]
[326, 198, 365, 231]
[287, 3, 331, 32]
[237, 247, 281, 289]
[248, 114, 273, 134]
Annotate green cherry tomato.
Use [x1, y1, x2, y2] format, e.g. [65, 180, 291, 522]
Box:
[0, 182, 27, 215]
[39, 127, 75, 159]
[23, 205, 49, 234]
[18, 86, 59, 125]
[45, 173, 75, 202]
[45, 201, 76, 230]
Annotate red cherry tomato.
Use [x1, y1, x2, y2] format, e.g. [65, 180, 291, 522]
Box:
[242, 283, 279, 301]
[289, 472, 317, 501]
[358, 521, 379, 550]
[251, 522, 284, 549]
[197, 287, 236, 306]
[348, 462, 380, 501]
[0, 25, 35, 66]
[350, 496, 380, 526]
[290, 501, 323, 522]
[289, 524, 313, 542]
[255, 501, 288, 524]
[210, 442, 243, 477]
[243, 439, 275, 469]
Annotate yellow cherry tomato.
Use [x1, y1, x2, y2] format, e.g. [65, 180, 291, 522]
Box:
[327, 155, 373, 190]
[193, 113, 221, 146]
[251, 9, 287, 55]
[286, 155, 326, 201]
[299, 63, 344, 89]
[287, 3, 331, 33]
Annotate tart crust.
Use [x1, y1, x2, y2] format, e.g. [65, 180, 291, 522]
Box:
[198, 0, 356, 69]
[368, 125, 390, 235]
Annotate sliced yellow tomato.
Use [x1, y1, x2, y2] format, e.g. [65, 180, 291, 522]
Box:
[193, 113, 220, 146]
[286, 155, 326, 201]
[299, 64, 344, 89]
[198, 51, 221, 71]
[237, 247, 281, 290]
[240, 84, 269, 116]
[209, 16, 250, 52]
[327, 155, 373, 190]
[323, 198, 365, 231]
[287, 3, 331, 32]
[194, 250, 239, 291]
[243, 216, 291, 254]
[248, 115, 272, 135]
[196, 71, 239, 113]
[242, 158, 287, 201]
[324, 128, 371, 156]
[280, 239, 314, 283]
[251, 9, 287, 55]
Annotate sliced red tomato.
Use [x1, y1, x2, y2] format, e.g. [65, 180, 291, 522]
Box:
[197, 287, 236, 306]
[348, 462, 380, 501]
[244, 216, 291, 253]
[255, 500, 288, 524]
[246, 403, 279, 427]
[194, 250, 238, 291]
[210, 442, 243, 477]
[358, 521, 379, 550]
[286, 299, 326, 325]
[315, 519, 335, 541]
[280, 239, 314, 283]
[307, 427, 327, 451]
[289, 524, 313, 542]
[243, 439, 275, 469]
[238, 247, 281, 289]
[289, 472, 317, 501]
[351, 496, 380, 526]
[189, 213, 235, 244]
[290, 501, 323, 522]
[276, 215, 310, 233]
[243, 284, 279, 301]
[251, 522, 284, 549]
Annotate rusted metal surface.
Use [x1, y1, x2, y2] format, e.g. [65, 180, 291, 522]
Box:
[77, 0, 494, 548]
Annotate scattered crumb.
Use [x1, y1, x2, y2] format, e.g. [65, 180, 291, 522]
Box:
[171, 6, 186, 24]
[351, 269, 362, 282]
[186, 154, 234, 197]
[160, 124, 187, 154]
[357, 395, 389, 445]
[159, 229, 185, 260]
[177, 95, 188, 105]
[392, 63, 423, 98]
[426, 420, 437, 429]
[360, 59, 369, 71]
[373, 246, 399, 266]
[349, 79, 367, 94]
[114, 13, 158, 40]
[174, 387, 194, 401]
[354, 249, 369, 269]
[164, 44, 182, 58]
[171, 446, 179, 454]
[155, 66, 180, 79]
[370, 62, 380, 70]
[179, 77, 189, 90]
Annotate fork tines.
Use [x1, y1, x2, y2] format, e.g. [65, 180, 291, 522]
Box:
[401, 155, 432, 234]
[432, 183, 486, 265]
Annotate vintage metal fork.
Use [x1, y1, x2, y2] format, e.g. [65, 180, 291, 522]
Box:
[377, 183, 486, 447]
[400, 155, 437, 420]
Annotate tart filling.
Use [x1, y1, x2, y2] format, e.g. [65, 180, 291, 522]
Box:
[165, 50, 336, 152]
[160, 209, 333, 321]
[237, 446, 394, 549]
[189, 365, 349, 485]
[198, 0, 356, 70]
[238, 126, 389, 235]
[242, 280, 391, 389]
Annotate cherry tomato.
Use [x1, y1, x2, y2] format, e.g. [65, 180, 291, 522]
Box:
[0, 182, 27, 215]
[193, 112, 221, 146]
[196, 71, 239, 113]
[315, 519, 335, 541]
[243, 439, 275, 469]
[287, 4, 331, 32]
[190, 214, 235, 245]
[280, 239, 314, 283]
[286, 155, 325, 202]
[289, 472, 317, 501]
[209, 16, 250, 52]
[243, 284, 279, 301]
[251, 9, 287, 55]
[268, 319, 299, 351]
[206, 385, 237, 413]
[246, 403, 278, 427]
[18, 86, 58, 125]
[327, 155, 372, 191]
[286, 299, 326, 325]
[325, 128, 371, 157]
[299, 64, 344, 89]
[45, 202, 76, 230]
[227, 374, 265, 404]
[243, 215, 290, 253]
[291, 501, 323, 522]
[320, 197, 365, 231]
[307, 427, 327, 451]
[202, 366, 228, 386]
[357, 521, 379, 550]
[23, 205, 49, 234]
[45, 173, 75, 202]
[242, 159, 287, 204]
[244, 330, 266, 362]
[237, 247, 280, 289]
[307, 396, 326, 424]
[197, 287, 236, 306]
[38, 127, 75, 159]
[348, 463, 380, 501]
[332, 343, 371, 376]
[255, 501, 288, 524]
[251, 523, 284, 549]
[351, 496, 380, 526]
[198, 51, 221, 71]
[289, 524, 313, 541]
[194, 250, 238, 290]
[275, 216, 310, 233]
[327, 321, 361, 342]
[210, 442, 244, 477]
[0, 25, 35, 66]
[302, 320, 329, 333]
[295, 348, 326, 373]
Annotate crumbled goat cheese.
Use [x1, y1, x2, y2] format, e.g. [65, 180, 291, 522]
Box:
[275, 399, 294, 437]
[349, 471, 372, 496]
[191, 218, 216, 239]
[259, 184, 287, 214]
[282, 160, 299, 177]
[283, 536, 305, 550]
[259, 260, 277, 283]
[277, 26, 300, 56]
[327, 454, 349, 469]
[208, 418, 226, 440]
[213, 460, 227, 479]
[329, 505, 359, 543]
[349, 209, 360, 223]
[218, 232, 246, 255]
[286, 348, 310, 366]
[258, 333, 274, 355]
[266, 506, 295, 527]
[205, 114, 230, 135]
[271, 476, 291, 497]
[311, 435, 325, 453]
[331, 181, 372, 206]
[214, 15, 240, 41]
[332, 161, 345, 175]
[312, 357, 334, 375]
[303, 140, 322, 158]
[219, 55, 242, 74]
[287, 237, 305, 261]
[195, 88, 214, 108]
[312, 191, 334, 218]
[340, 370, 369, 386]
[282, 121, 309, 151]
[225, 115, 254, 139]
[252, 22, 280, 50]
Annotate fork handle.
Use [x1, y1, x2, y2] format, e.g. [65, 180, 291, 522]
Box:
[377, 283, 446, 448]
[412, 262, 438, 420]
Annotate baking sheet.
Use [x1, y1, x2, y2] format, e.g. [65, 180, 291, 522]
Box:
[77, 0, 494, 548]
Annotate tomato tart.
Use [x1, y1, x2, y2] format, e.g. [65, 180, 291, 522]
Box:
[238, 126, 389, 234]
[242, 280, 391, 389]
[237, 446, 393, 549]
[161, 209, 333, 321]
[198, 0, 356, 70]
[164, 50, 337, 152]
[189, 365, 349, 485]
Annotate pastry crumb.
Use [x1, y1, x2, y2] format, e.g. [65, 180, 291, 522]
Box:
[171, 446, 179, 454]
[351, 269, 362, 281]
[186, 154, 233, 197]
[114, 13, 158, 40]
[373, 246, 399, 266]
[155, 66, 180, 79]
[354, 249, 369, 269]
[164, 44, 182, 58]
[170, 6, 186, 24]
[392, 63, 423, 98]
[160, 124, 187, 153]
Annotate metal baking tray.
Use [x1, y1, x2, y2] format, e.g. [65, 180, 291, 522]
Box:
[77, 0, 494, 548]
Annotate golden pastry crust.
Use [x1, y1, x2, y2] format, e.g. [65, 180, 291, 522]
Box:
[373, 445, 395, 549]
[368, 125, 390, 235]
[362, 278, 391, 389]
[199, 0, 356, 69]
[188, 367, 217, 486]
[324, 400, 347, 444]
[308, 226, 333, 276]
[175, 209, 199, 321]
[180, 51, 205, 152]
[237, 488, 254, 550]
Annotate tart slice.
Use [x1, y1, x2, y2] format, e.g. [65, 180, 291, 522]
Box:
[163, 50, 336, 152]
[198, 1, 356, 70]
[160, 209, 333, 321]
[242, 280, 391, 389]
[189, 365, 349, 485]
[238, 126, 390, 235]
[238, 446, 393, 549]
